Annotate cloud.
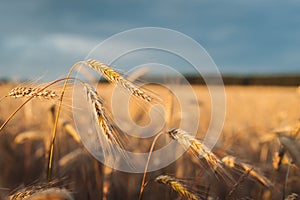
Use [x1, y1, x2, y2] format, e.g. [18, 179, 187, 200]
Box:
[0, 0, 300, 80]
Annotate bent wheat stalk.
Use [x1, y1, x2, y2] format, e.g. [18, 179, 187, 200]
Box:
[139, 131, 164, 200]
[47, 61, 85, 180]
[155, 175, 200, 200]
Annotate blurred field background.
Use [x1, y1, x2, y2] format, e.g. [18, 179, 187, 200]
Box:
[0, 81, 299, 199]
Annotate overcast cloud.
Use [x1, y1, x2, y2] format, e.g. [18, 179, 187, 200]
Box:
[0, 0, 299, 80]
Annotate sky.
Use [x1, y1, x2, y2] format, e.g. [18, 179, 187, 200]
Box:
[0, 0, 299, 81]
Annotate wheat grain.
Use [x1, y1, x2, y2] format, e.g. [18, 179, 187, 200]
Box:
[155, 175, 200, 200]
[86, 59, 152, 102]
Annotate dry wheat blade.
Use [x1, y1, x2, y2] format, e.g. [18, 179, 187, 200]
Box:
[9, 188, 73, 200]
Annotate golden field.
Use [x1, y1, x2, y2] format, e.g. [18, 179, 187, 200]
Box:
[0, 82, 299, 200]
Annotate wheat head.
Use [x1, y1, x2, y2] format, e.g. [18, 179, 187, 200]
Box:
[155, 175, 200, 200]
[222, 155, 272, 187]
[8, 87, 59, 100]
[168, 128, 223, 170]
[86, 59, 152, 102]
[83, 83, 128, 165]
[9, 188, 73, 200]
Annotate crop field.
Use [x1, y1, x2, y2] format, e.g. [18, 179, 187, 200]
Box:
[0, 63, 299, 199]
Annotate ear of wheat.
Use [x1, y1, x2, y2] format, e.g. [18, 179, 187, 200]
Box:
[222, 155, 272, 188]
[155, 175, 200, 200]
[168, 128, 234, 183]
[83, 83, 128, 165]
[285, 193, 298, 200]
[86, 59, 153, 102]
[8, 87, 59, 100]
[9, 188, 73, 200]
[8, 179, 73, 200]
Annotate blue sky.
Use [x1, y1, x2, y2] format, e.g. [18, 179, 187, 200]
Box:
[0, 0, 299, 80]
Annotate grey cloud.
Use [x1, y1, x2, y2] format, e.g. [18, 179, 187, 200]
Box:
[0, 0, 300, 80]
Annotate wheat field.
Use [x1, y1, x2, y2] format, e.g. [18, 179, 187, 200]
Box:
[0, 77, 299, 199]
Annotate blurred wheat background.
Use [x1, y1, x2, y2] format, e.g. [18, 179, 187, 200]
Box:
[0, 81, 299, 199]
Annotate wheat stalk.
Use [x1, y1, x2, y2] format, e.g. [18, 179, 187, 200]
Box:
[8, 87, 59, 99]
[155, 175, 200, 200]
[86, 59, 152, 102]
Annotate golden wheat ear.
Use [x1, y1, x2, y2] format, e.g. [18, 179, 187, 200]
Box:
[82, 83, 130, 166]
[9, 188, 74, 200]
[8, 87, 59, 100]
[85, 59, 166, 139]
[222, 155, 272, 188]
[8, 179, 73, 200]
[168, 128, 235, 184]
[155, 175, 201, 200]
[0, 78, 76, 133]
[85, 59, 155, 103]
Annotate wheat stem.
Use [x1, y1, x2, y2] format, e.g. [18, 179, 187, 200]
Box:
[47, 61, 85, 181]
[139, 131, 164, 200]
